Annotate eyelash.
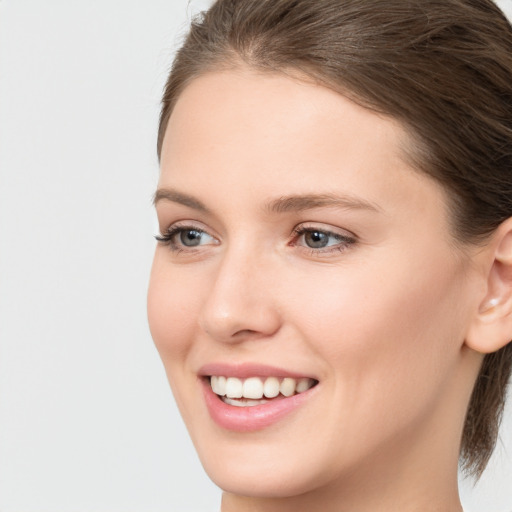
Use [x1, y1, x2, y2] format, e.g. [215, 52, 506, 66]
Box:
[290, 226, 356, 255]
[155, 224, 357, 255]
[154, 224, 214, 252]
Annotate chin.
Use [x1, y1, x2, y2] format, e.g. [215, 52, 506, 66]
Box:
[202, 452, 331, 499]
[187, 420, 341, 500]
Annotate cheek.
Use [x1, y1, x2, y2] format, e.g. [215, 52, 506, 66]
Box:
[147, 251, 203, 366]
[291, 253, 464, 351]
[285, 251, 469, 435]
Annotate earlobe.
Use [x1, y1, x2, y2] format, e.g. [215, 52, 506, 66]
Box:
[465, 218, 512, 354]
[478, 297, 500, 314]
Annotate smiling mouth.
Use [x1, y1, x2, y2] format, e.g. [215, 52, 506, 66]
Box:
[209, 376, 318, 407]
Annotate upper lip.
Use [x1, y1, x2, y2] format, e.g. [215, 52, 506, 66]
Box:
[198, 362, 318, 380]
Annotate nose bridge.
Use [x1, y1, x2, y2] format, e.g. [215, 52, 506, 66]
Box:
[199, 239, 280, 342]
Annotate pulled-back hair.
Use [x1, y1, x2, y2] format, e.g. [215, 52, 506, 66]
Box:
[158, 0, 512, 477]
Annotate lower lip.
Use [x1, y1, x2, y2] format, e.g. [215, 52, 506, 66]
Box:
[202, 378, 317, 432]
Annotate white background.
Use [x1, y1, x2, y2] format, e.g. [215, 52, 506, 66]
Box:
[0, 1, 511, 511]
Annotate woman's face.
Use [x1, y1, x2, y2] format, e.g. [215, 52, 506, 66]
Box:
[148, 69, 482, 499]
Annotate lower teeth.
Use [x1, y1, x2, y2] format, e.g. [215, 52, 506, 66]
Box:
[222, 397, 270, 407]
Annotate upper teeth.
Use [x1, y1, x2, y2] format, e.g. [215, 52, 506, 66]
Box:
[210, 376, 315, 399]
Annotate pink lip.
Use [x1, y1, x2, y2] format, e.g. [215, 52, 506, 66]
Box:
[199, 362, 316, 380]
[199, 366, 319, 432]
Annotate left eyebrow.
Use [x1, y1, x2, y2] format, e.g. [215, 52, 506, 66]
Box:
[265, 193, 382, 214]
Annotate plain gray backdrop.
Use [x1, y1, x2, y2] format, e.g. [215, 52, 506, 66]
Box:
[0, 1, 511, 511]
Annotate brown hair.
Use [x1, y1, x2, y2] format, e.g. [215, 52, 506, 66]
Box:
[158, 0, 512, 477]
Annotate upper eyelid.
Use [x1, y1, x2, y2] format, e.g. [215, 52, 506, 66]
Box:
[294, 226, 352, 237]
[292, 229, 355, 246]
[292, 223, 357, 239]
[165, 225, 215, 240]
[159, 220, 215, 235]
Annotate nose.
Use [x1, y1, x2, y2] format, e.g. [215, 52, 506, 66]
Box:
[198, 246, 281, 343]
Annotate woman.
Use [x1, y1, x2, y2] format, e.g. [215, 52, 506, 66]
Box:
[147, 1, 512, 510]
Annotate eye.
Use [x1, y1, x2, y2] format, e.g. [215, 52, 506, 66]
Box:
[292, 225, 356, 253]
[302, 230, 336, 249]
[155, 224, 218, 251]
[175, 228, 211, 247]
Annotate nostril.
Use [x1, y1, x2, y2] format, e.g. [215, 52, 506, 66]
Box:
[232, 329, 259, 338]
[198, 276, 282, 342]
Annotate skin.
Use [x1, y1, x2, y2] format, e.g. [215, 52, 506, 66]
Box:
[148, 68, 495, 512]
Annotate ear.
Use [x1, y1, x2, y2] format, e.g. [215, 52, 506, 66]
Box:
[465, 218, 512, 354]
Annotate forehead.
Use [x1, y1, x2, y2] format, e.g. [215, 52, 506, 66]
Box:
[168, 70, 404, 171]
[164, 68, 405, 147]
[162, 69, 407, 177]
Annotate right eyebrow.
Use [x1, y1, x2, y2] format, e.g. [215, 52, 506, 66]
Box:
[153, 188, 211, 214]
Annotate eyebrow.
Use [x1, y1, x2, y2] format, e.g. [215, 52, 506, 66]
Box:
[153, 188, 381, 215]
[265, 193, 381, 214]
[153, 188, 210, 213]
